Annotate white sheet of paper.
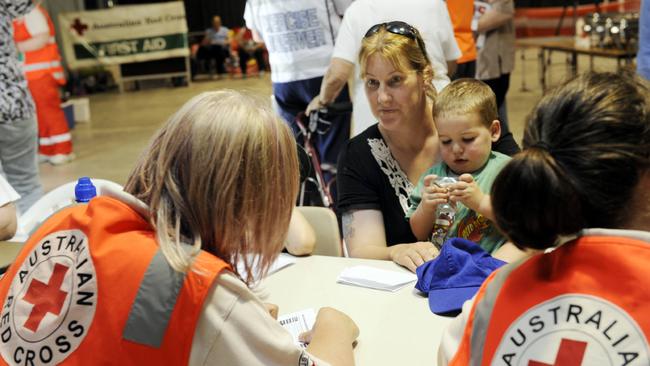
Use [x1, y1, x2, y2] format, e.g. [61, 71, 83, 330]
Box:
[278, 308, 317, 348]
[336, 265, 417, 292]
[237, 253, 297, 282]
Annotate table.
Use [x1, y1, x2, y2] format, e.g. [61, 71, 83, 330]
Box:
[262, 255, 451, 365]
[516, 36, 637, 91]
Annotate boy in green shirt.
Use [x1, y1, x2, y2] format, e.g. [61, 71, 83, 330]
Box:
[407, 79, 510, 253]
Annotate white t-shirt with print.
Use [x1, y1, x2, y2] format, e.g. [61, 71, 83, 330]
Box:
[244, 0, 349, 83]
[333, 0, 461, 136]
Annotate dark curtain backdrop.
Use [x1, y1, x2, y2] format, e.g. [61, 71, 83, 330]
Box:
[85, 0, 247, 32]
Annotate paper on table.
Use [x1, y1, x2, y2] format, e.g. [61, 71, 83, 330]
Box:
[237, 253, 297, 282]
[337, 265, 417, 292]
[278, 308, 316, 348]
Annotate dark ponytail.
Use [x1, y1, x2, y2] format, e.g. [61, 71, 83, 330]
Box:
[492, 72, 650, 250]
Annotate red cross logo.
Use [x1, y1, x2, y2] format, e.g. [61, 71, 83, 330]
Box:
[71, 18, 89, 36]
[529, 338, 588, 366]
[21, 263, 70, 333]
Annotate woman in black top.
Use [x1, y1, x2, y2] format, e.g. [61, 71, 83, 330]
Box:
[337, 22, 521, 272]
[337, 22, 441, 272]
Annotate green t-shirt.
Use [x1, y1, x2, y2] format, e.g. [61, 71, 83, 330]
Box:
[406, 151, 511, 253]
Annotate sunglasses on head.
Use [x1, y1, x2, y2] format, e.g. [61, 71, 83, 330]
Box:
[364, 21, 429, 62]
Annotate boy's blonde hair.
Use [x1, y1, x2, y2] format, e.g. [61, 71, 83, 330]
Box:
[125, 90, 299, 284]
[433, 78, 498, 127]
[359, 26, 435, 99]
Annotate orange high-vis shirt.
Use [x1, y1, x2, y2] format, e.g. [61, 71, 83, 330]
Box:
[13, 5, 66, 84]
[448, 234, 650, 365]
[0, 196, 229, 365]
[446, 0, 477, 64]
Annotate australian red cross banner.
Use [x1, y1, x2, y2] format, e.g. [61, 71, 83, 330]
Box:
[58, 2, 189, 69]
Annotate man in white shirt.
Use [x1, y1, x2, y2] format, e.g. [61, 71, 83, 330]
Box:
[244, 0, 354, 168]
[307, 0, 461, 136]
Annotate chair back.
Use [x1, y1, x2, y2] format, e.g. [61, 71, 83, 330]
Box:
[11, 179, 123, 242]
[296, 206, 342, 257]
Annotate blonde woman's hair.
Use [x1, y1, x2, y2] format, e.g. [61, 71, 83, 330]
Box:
[432, 78, 498, 127]
[124, 90, 299, 284]
[359, 24, 435, 99]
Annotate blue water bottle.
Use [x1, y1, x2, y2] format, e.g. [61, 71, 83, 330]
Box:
[74, 177, 97, 203]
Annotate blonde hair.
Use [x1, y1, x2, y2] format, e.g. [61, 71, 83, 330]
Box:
[124, 90, 299, 284]
[432, 78, 498, 127]
[359, 25, 435, 99]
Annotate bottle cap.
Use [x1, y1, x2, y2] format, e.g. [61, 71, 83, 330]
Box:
[75, 177, 97, 203]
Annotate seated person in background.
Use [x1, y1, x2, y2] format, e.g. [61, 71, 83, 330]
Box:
[407, 79, 509, 255]
[234, 27, 267, 77]
[286, 208, 316, 256]
[440, 72, 650, 365]
[0, 176, 19, 241]
[0, 90, 358, 365]
[197, 15, 231, 76]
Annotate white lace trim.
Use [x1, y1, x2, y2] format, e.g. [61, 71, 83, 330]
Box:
[368, 138, 413, 214]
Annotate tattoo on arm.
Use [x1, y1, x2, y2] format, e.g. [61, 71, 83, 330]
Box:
[342, 211, 355, 242]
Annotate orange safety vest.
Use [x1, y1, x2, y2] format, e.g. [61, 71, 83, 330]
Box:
[0, 196, 230, 365]
[449, 233, 650, 366]
[446, 0, 477, 64]
[13, 5, 66, 85]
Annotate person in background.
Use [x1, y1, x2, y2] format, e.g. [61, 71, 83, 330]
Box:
[234, 26, 267, 77]
[407, 79, 510, 255]
[197, 15, 231, 77]
[0, 176, 20, 241]
[474, 0, 519, 155]
[447, 0, 477, 79]
[14, 4, 75, 165]
[0, 90, 358, 365]
[440, 72, 650, 365]
[638, 0, 649, 80]
[306, 0, 461, 136]
[0, 0, 43, 214]
[244, 0, 353, 171]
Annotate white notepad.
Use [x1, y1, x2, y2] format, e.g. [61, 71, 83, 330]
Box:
[337, 265, 417, 292]
[237, 253, 297, 282]
[278, 308, 316, 348]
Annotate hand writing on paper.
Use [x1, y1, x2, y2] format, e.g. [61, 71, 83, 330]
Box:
[265, 303, 279, 320]
[299, 307, 359, 346]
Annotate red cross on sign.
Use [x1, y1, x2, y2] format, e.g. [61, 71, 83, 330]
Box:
[21, 263, 70, 333]
[528, 338, 588, 366]
[71, 18, 89, 36]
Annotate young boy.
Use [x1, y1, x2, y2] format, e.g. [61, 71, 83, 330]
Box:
[407, 79, 511, 254]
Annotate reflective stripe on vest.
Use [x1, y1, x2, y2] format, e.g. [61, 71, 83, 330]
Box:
[39, 132, 71, 146]
[123, 249, 186, 348]
[23, 60, 61, 73]
[469, 261, 523, 365]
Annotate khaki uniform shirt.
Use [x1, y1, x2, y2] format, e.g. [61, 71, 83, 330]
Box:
[189, 271, 330, 366]
[476, 0, 515, 80]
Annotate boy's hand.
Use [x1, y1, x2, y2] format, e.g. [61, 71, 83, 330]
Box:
[420, 175, 450, 213]
[449, 174, 484, 211]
